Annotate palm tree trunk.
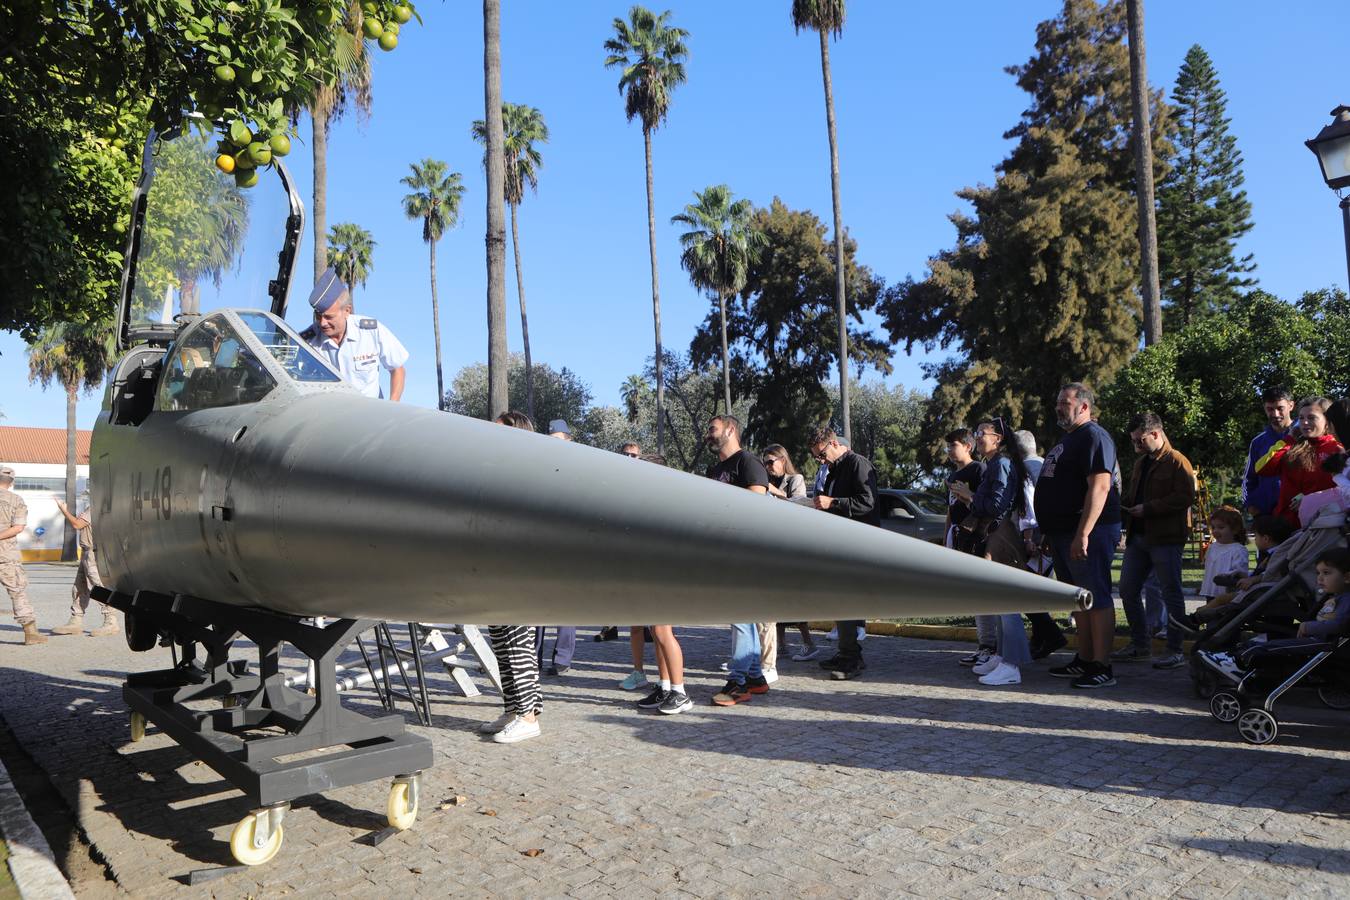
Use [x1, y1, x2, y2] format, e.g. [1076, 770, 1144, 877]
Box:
[510, 203, 535, 421]
[644, 127, 665, 455]
[429, 240, 446, 410]
[1127, 0, 1162, 345]
[483, 0, 509, 419]
[818, 29, 850, 442]
[312, 107, 329, 283]
[717, 290, 732, 415]
[62, 383, 77, 562]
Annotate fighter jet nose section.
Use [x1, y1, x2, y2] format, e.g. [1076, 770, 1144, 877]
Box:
[116, 126, 304, 353]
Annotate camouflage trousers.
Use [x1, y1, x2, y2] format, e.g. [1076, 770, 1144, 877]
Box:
[0, 557, 34, 625]
[71, 550, 109, 619]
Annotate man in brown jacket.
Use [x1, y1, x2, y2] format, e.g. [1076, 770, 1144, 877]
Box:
[1113, 412, 1196, 669]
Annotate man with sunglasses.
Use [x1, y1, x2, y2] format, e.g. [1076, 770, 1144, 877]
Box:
[810, 425, 880, 680]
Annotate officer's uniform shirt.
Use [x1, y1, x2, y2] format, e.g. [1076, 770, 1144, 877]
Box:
[301, 318, 409, 399]
[0, 490, 27, 562]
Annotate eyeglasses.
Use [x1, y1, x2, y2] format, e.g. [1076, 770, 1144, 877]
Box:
[972, 431, 996, 439]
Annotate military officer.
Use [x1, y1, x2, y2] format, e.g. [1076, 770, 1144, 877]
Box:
[0, 466, 46, 645]
[52, 492, 118, 637]
[300, 267, 409, 400]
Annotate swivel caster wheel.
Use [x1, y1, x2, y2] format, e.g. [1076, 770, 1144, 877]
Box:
[129, 711, 146, 743]
[1236, 708, 1278, 745]
[229, 805, 287, 866]
[386, 774, 420, 831]
[1209, 692, 1242, 723]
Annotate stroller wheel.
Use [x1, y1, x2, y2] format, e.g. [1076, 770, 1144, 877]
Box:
[1317, 686, 1350, 710]
[1236, 709, 1279, 745]
[1209, 692, 1242, 723]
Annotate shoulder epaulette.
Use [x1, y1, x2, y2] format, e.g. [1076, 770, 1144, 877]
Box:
[359, 318, 378, 330]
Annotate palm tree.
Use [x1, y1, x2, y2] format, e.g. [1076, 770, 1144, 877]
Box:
[1127, 0, 1162, 344]
[309, 2, 373, 283]
[604, 5, 689, 455]
[472, 103, 549, 419]
[401, 159, 466, 411]
[621, 374, 648, 423]
[27, 322, 113, 561]
[326, 223, 376, 303]
[791, 0, 851, 441]
[671, 185, 765, 414]
[483, 0, 509, 419]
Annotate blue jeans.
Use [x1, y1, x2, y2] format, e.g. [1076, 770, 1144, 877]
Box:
[1119, 535, 1185, 652]
[1143, 574, 1166, 637]
[996, 614, 1032, 666]
[1047, 521, 1121, 612]
[728, 624, 763, 685]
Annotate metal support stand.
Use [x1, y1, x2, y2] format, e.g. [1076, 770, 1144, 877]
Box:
[95, 587, 433, 867]
[356, 623, 432, 726]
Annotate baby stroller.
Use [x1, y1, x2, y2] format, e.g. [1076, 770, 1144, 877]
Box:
[1189, 506, 1347, 699]
[1206, 635, 1350, 745]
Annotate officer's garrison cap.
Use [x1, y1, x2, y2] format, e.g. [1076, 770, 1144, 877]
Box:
[308, 267, 349, 313]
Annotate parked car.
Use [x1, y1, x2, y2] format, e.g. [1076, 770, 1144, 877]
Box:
[877, 489, 947, 544]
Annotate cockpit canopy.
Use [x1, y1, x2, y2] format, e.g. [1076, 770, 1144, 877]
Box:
[157, 311, 340, 412]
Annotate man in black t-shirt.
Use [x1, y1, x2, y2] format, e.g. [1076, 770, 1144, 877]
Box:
[703, 415, 772, 707]
[1034, 383, 1123, 689]
[810, 425, 879, 680]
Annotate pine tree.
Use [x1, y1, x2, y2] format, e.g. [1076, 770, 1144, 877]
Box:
[1156, 44, 1255, 328]
[881, 0, 1169, 454]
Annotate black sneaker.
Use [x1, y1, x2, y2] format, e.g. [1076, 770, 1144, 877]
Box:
[546, 665, 569, 676]
[744, 675, 771, 695]
[1071, 666, 1116, 689]
[829, 658, 866, 680]
[959, 646, 997, 667]
[593, 626, 619, 642]
[636, 686, 668, 709]
[1168, 613, 1200, 639]
[818, 654, 846, 670]
[658, 691, 693, 715]
[1048, 656, 1088, 678]
[1030, 634, 1068, 660]
[711, 680, 752, 706]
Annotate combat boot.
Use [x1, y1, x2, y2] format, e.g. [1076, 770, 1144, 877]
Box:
[51, 615, 84, 636]
[22, 622, 47, 645]
[90, 616, 120, 637]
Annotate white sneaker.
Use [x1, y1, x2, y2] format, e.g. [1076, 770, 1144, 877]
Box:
[791, 647, 821, 661]
[478, 711, 515, 735]
[763, 668, 779, 685]
[978, 662, 1022, 686]
[857, 626, 867, 642]
[973, 654, 1004, 676]
[825, 627, 838, 641]
[492, 715, 541, 744]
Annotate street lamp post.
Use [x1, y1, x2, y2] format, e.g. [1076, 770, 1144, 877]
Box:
[1305, 104, 1350, 290]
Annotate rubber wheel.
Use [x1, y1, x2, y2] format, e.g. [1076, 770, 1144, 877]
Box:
[1209, 692, 1241, 723]
[386, 781, 418, 831]
[221, 695, 238, 709]
[129, 711, 145, 743]
[1191, 668, 1217, 699]
[124, 611, 157, 652]
[1237, 708, 1278, 745]
[229, 815, 284, 866]
[1318, 686, 1350, 710]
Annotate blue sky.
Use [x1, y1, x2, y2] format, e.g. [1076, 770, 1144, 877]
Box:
[4, 0, 1348, 430]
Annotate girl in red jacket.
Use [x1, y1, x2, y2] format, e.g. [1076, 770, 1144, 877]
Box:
[1256, 396, 1344, 528]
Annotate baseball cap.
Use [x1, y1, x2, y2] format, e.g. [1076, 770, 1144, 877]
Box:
[0, 466, 14, 479]
[547, 419, 572, 436]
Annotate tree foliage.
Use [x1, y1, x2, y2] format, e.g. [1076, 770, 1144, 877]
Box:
[1098, 289, 1349, 499]
[829, 380, 932, 489]
[445, 353, 592, 438]
[689, 198, 890, 464]
[603, 6, 689, 134]
[326, 222, 376, 298]
[881, 0, 1171, 460]
[1156, 44, 1255, 328]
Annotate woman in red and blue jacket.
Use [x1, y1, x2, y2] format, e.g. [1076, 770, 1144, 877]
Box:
[1256, 396, 1344, 528]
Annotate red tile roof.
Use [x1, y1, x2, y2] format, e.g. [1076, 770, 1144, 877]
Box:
[0, 426, 92, 465]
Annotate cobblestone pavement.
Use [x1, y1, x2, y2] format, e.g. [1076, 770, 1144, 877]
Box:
[3, 564, 1350, 898]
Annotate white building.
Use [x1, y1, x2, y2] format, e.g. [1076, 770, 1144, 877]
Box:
[0, 425, 91, 561]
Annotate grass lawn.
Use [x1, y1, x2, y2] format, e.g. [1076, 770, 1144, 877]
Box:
[0, 839, 21, 900]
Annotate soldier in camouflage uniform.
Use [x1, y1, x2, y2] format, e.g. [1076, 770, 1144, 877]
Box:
[0, 466, 46, 645]
[52, 492, 119, 637]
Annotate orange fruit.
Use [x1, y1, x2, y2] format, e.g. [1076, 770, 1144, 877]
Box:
[216, 154, 236, 174]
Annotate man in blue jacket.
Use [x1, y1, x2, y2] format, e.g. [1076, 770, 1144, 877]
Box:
[1242, 388, 1296, 519]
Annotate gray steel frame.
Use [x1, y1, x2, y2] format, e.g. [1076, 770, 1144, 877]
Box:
[95, 587, 433, 807]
